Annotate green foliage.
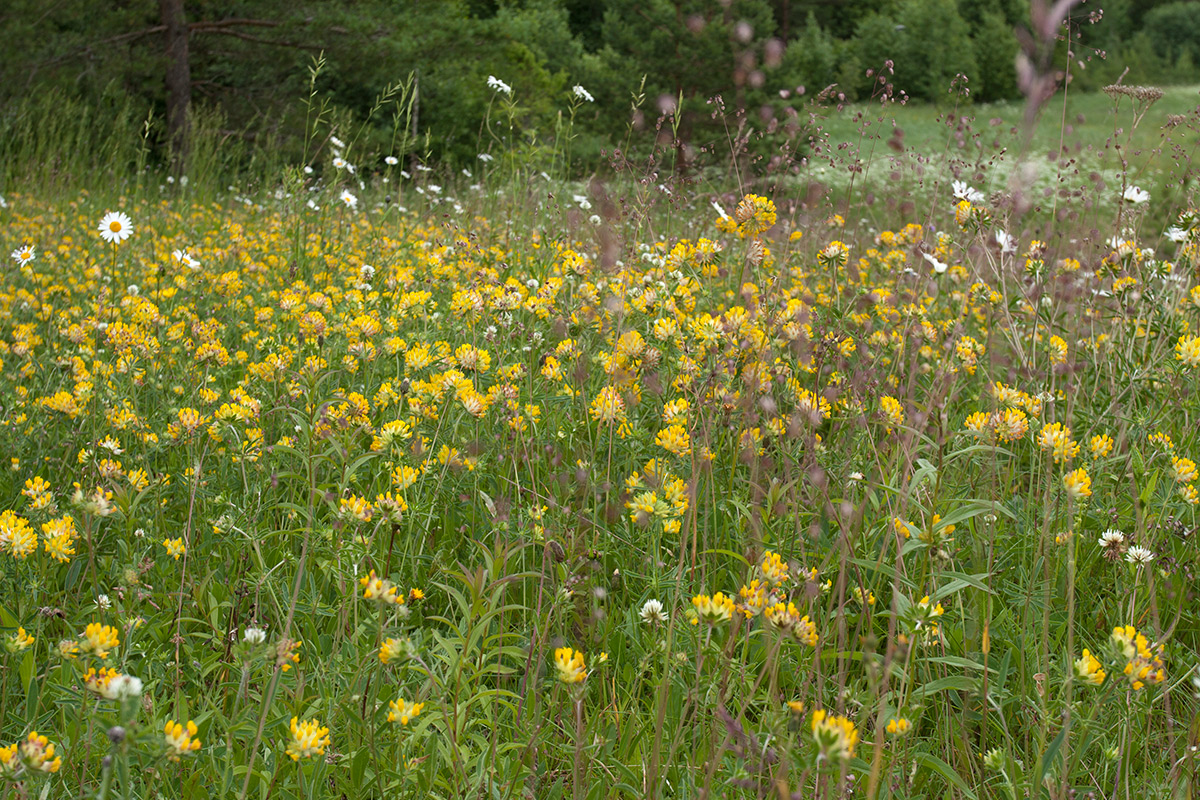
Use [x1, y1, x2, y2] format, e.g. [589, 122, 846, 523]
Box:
[0, 0, 1194, 181]
[971, 12, 1019, 103]
[895, 0, 978, 103]
[1143, 3, 1200, 71]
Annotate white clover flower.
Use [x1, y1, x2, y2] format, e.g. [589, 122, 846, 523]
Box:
[1099, 529, 1125, 547]
[1122, 185, 1150, 204]
[1165, 226, 1188, 243]
[640, 599, 667, 625]
[97, 594, 112, 610]
[711, 200, 730, 221]
[303, 165, 314, 175]
[573, 84, 594, 103]
[589, 214, 602, 225]
[243, 627, 267, 645]
[1126, 545, 1154, 565]
[108, 674, 143, 699]
[487, 75, 513, 95]
[573, 194, 592, 210]
[848, 471, 864, 483]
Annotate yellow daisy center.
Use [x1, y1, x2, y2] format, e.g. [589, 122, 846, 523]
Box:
[110, 221, 122, 232]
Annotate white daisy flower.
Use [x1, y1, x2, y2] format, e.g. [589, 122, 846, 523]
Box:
[385, 156, 399, 165]
[952, 180, 985, 203]
[995, 230, 1017, 254]
[923, 252, 948, 274]
[1122, 185, 1150, 204]
[487, 75, 513, 95]
[98, 211, 134, 244]
[332, 156, 348, 170]
[339, 190, 358, 209]
[172, 249, 200, 269]
[711, 200, 730, 221]
[10, 244, 35, 266]
[329, 135, 345, 149]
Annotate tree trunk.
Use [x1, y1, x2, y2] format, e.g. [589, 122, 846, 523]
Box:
[161, 0, 191, 173]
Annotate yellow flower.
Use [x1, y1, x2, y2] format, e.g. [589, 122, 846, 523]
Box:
[692, 592, 735, 625]
[589, 386, 626, 425]
[0, 510, 37, 558]
[0, 743, 18, 778]
[379, 637, 409, 665]
[811, 710, 858, 761]
[17, 732, 62, 773]
[880, 396, 904, 431]
[359, 570, 406, 606]
[1089, 434, 1114, 459]
[1176, 334, 1200, 368]
[760, 550, 789, 586]
[1111, 625, 1166, 690]
[1073, 649, 1106, 686]
[387, 698, 425, 725]
[163, 537, 185, 560]
[5, 627, 35, 653]
[655, 423, 691, 456]
[285, 717, 331, 761]
[733, 194, 777, 237]
[1038, 423, 1079, 463]
[83, 666, 120, 695]
[81, 623, 120, 659]
[554, 647, 587, 684]
[164, 720, 201, 760]
[1063, 468, 1092, 500]
[886, 717, 912, 735]
[1171, 456, 1198, 484]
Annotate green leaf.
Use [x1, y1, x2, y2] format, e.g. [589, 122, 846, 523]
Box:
[20, 650, 34, 695]
[700, 549, 751, 567]
[912, 675, 977, 698]
[0, 603, 16, 629]
[914, 751, 978, 800]
[1039, 726, 1067, 783]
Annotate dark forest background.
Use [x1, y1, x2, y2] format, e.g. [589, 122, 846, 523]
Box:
[2, 0, 1199, 177]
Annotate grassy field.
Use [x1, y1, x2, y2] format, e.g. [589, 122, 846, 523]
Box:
[0, 81, 1199, 800]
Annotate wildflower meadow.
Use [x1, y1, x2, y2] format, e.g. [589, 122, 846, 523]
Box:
[4, 17, 1200, 800]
